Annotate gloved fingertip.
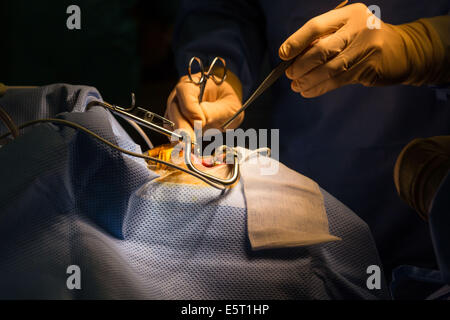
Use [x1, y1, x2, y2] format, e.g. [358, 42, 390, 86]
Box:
[301, 88, 319, 99]
[291, 80, 300, 92]
[279, 43, 291, 60]
[285, 68, 293, 79]
[300, 91, 310, 98]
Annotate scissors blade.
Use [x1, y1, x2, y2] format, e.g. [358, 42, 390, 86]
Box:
[198, 81, 207, 102]
[221, 58, 294, 129]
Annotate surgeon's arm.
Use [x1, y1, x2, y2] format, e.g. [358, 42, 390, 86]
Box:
[279, 3, 450, 98]
[165, 0, 266, 137]
[394, 136, 450, 220]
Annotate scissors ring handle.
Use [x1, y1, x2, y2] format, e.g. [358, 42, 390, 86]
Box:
[207, 57, 227, 85]
[188, 57, 205, 84]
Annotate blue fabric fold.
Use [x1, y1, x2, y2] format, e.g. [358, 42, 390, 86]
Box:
[0, 84, 390, 299]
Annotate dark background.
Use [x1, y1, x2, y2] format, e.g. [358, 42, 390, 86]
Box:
[0, 0, 272, 147]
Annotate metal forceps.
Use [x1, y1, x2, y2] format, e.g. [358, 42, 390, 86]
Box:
[188, 56, 227, 102]
[86, 94, 240, 189]
[221, 0, 349, 129]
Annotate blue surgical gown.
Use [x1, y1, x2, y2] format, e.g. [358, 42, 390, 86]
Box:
[0, 84, 390, 299]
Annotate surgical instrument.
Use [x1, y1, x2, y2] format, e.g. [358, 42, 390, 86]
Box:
[86, 96, 240, 189]
[0, 105, 19, 139]
[188, 56, 227, 102]
[221, 0, 349, 129]
[0, 83, 38, 97]
[87, 95, 180, 141]
[0, 95, 240, 189]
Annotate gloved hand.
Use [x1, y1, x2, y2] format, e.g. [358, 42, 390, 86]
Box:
[279, 3, 450, 98]
[394, 136, 450, 220]
[165, 69, 244, 139]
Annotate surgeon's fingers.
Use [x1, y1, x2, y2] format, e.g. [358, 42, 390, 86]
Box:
[293, 54, 369, 98]
[183, 77, 243, 130]
[298, 68, 359, 98]
[201, 84, 244, 129]
[165, 89, 195, 139]
[291, 42, 365, 94]
[175, 75, 207, 128]
[279, 4, 351, 60]
[164, 87, 176, 125]
[286, 32, 348, 80]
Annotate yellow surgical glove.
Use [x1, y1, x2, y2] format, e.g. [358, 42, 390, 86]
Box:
[279, 3, 450, 98]
[165, 69, 244, 139]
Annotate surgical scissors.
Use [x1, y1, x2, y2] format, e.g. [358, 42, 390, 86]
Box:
[188, 56, 227, 102]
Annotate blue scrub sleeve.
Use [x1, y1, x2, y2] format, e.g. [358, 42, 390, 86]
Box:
[172, 0, 267, 100]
